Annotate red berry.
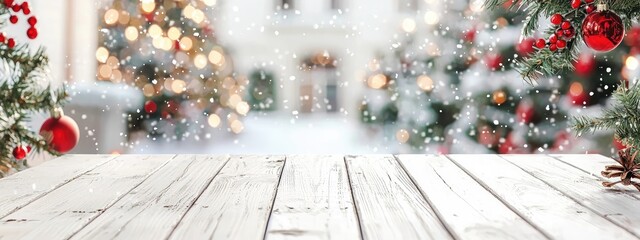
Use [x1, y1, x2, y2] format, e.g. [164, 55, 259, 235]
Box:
[144, 100, 158, 114]
[571, 0, 581, 9]
[586, 4, 595, 13]
[12, 146, 27, 160]
[21, 2, 29, 14]
[27, 16, 36, 26]
[585, 0, 594, 3]
[561, 21, 572, 30]
[11, 3, 19, 12]
[557, 39, 567, 49]
[550, 14, 563, 25]
[550, 44, 558, 52]
[3, 0, 13, 6]
[549, 35, 558, 44]
[0, 33, 5, 42]
[26, 146, 31, 153]
[535, 39, 546, 49]
[563, 28, 575, 38]
[556, 29, 564, 37]
[7, 38, 15, 48]
[9, 15, 17, 24]
[27, 27, 37, 39]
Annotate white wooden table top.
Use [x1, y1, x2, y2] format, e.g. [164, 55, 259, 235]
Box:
[0, 154, 639, 240]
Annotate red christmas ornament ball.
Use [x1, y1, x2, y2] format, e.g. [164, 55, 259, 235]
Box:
[26, 27, 37, 39]
[516, 101, 535, 124]
[516, 38, 536, 57]
[573, 53, 595, 76]
[625, 27, 640, 47]
[582, 9, 625, 52]
[12, 145, 28, 160]
[40, 115, 80, 153]
[550, 14, 563, 25]
[484, 53, 502, 71]
[144, 100, 157, 114]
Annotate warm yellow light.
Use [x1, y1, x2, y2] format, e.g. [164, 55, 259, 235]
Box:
[167, 27, 182, 40]
[104, 9, 119, 25]
[469, 0, 484, 12]
[208, 114, 221, 127]
[569, 82, 583, 96]
[194, 54, 208, 69]
[396, 129, 410, 143]
[202, 0, 217, 6]
[95, 47, 109, 63]
[148, 24, 163, 38]
[98, 64, 112, 79]
[230, 120, 244, 134]
[228, 94, 242, 108]
[208, 48, 225, 66]
[152, 36, 164, 49]
[183, 5, 195, 19]
[106, 56, 119, 69]
[191, 9, 205, 24]
[172, 79, 186, 94]
[423, 11, 439, 25]
[235, 101, 250, 116]
[179, 37, 193, 51]
[125, 26, 139, 41]
[416, 75, 434, 91]
[626, 56, 639, 70]
[367, 74, 387, 89]
[142, 83, 155, 97]
[401, 18, 416, 33]
[161, 37, 174, 51]
[140, 0, 156, 13]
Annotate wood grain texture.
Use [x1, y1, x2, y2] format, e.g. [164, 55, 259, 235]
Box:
[168, 155, 285, 240]
[0, 155, 115, 218]
[265, 155, 360, 240]
[448, 154, 637, 239]
[397, 155, 545, 240]
[503, 154, 640, 237]
[0, 155, 174, 240]
[71, 155, 229, 240]
[345, 155, 452, 240]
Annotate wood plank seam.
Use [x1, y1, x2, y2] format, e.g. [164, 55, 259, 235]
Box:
[393, 155, 458, 240]
[164, 155, 232, 239]
[342, 155, 366, 240]
[0, 155, 118, 219]
[549, 154, 640, 201]
[262, 156, 288, 240]
[443, 155, 554, 239]
[63, 155, 177, 239]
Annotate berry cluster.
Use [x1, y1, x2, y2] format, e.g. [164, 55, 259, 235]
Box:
[1, 0, 38, 49]
[533, 0, 595, 52]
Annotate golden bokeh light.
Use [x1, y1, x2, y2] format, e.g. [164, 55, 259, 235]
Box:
[396, 129, 410, 143]
[125, 26, 139, 41]
[208, 114, 221, 127]
[148, 24, 163, 39]
[401, 18, 416, 33]
[104, 9, 119, 25]
[167, 27, 182, 40]
[183, 5, 195, 19]
[569, 82, 583, 96]
[191, 9, 205, 24]
[179, 37, 193, 51]
[140, 0, 156, 13]
[235, 101, 250, 116]
[626, 56, 639, 70]
[95, 47, 109, 63]
[492, 90, 507, 105]
[202, 0, 217, 6]
[98, 64, 112, 79]
[423, 11, 439, 25]
[208, 48, 225, 66]
[172, 79, 186, 94]
[417, 75, 434, 91]
[194, 54, 208, 69]
[230, 120, 244, 134]
[367, 74, 387, 89]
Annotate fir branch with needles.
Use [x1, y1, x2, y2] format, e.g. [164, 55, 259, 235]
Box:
[484, 0, 640, 81]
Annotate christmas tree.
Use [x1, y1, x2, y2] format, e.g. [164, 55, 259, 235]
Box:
[0, 1, 77, 176]
[97, 0, 248, 141]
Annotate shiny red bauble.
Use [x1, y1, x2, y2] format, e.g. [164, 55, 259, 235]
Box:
[144, 100, 157, 114]
[12, 145, 28, 160]
[516, 38, 536, 57]
[484, 53, 503, 71]
[40, 114, 80, 153]
[581, 10, 625, 52]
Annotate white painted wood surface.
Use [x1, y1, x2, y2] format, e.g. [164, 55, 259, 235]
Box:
[0, 155, 173, 239]
[0, 154, 639, 240]
[397, 155, 545, 240]
[169, 155, 285, 240]
[448, 154, 637, 239]
[345, 155, 452, 240]
[503, 154, 640, 237]
[265, 155, 360, 240]
[71, 155, 229, 240]
[0, 155, 115, 218]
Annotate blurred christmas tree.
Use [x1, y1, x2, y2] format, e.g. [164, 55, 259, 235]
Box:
[97, 0, 248, 140]
[248, 69, 276, 111]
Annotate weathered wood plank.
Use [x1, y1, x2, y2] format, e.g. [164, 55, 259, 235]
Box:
[345, 155, 452, 240]
[503, 154, 640, 237]
[448, 154, 637, 239]
[71, 155, 229, 240]
[397, 155, 545, 240]
[0, 154, 116, 218]
[168, 155, 285, 240]
[0, 155, 174, 240]
[265, 155, 360, 240]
